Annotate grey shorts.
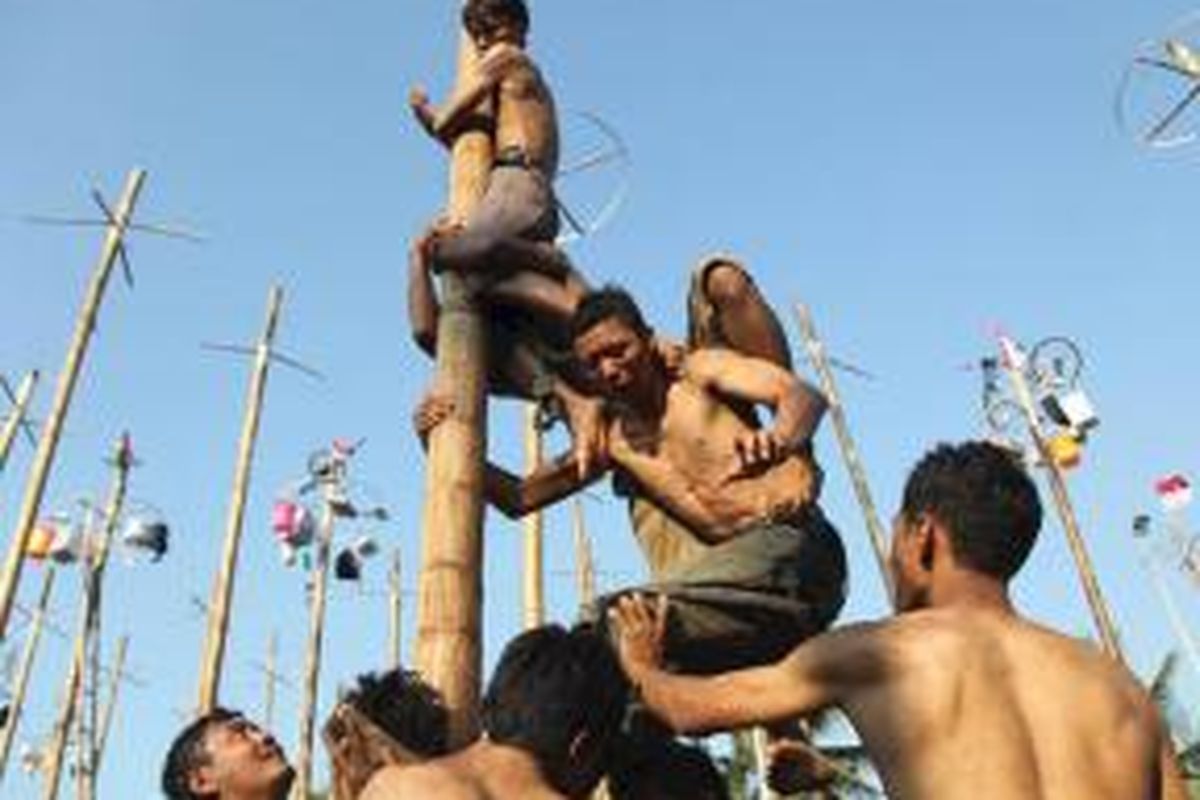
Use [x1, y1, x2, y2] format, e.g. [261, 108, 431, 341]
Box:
[466, 164, 559, 243]
[598, 508, 847, 674]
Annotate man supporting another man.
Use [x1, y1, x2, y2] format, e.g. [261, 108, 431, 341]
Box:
[613, 440, 1183, 799]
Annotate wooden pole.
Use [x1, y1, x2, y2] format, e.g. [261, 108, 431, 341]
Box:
[521, 405, 544, 630]
[413, 24, 492, 747]
[292, 479, 338, 800]
[264, 630, 278, 732]
[793, 304, 894, 602]
[0, 566, 55, 781]
[196, 285, 284, 714]
[0, 170, 145, 639]
[387, 550, 402, 670]
[571, 499, 595, 617]
[997, 337, 1123, 658]
[0, 370, 38, 475]
[41, 435, 134, 800]
[92, 634, 128, 786]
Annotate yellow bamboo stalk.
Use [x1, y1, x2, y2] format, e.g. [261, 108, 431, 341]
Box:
[0, 370, 38, 475]
[196, 285, 284, 714]
[41, 435, 134, 800]
[0, 170, 145, 639]
[0, 566, 55, 781]
[292, 481, 338, 800]
[793, 304, 894, 602]
[522, 405, 544, 630]
[413, 24, 492, 747]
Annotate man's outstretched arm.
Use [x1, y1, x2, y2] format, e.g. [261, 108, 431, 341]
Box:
[414, 392, 605, 518]
[612, 594, 888, 734]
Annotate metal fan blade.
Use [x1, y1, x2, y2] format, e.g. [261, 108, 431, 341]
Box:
[1144, 82, 1200, 143]
[559, 147, 627, 177]
[116, 241, 134, 288]
[19, 215, 108, 229]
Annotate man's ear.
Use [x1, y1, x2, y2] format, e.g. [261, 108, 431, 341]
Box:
[187, 763, 218, 797]
[914, 513, 937, 572]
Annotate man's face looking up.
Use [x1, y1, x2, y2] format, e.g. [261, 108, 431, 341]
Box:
[189, 716, 293, 799]
[574, 317, 652, 400]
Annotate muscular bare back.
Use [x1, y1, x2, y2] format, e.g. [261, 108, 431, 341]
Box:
[848, 609, 1162, 799]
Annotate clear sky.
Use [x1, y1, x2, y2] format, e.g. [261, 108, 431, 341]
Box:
[3, 1, 1200, 797]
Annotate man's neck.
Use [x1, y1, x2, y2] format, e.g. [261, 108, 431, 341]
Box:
[620, 357, 671, 422]
[928, 570, 1015, 615]
[463, 740, 557, 795]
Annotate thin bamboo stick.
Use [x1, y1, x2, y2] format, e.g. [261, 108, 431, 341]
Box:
[92, 634, 128, 785]
[41, 435, 134, 800]
[571, 499, 595, 616]
[388, 550, 402, 671]
[997, 337, 1122, 658]
[264, 631, 278, 732]
[522, 405, 544, 630]
[0, 170, 146, 639]
[793, 304, 894, 602]
[292, 480, 338, 800]
[0, 566, 55, 780]
[196, 285, 284, 714]
[413, 24, 492, 747]
[0, 371, 38, 475]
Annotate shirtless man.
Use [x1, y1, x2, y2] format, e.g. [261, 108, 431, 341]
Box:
[613, 441, 1181, 799]
[160, 708, 293, 800]
[360, 623, 627, 800]
[417, 283, 846, 673]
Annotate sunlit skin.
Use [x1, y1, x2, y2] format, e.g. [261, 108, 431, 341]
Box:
[186, 716, 294, 800]
[612, 513, 1178, 800]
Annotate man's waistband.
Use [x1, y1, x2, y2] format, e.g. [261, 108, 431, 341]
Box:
[494, 147, 535, 170]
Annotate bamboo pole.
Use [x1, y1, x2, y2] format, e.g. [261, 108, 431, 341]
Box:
[996, 336, 1123, 659]
[521, 405, 544, 630]
[92, 634, 128, 785]
[196, 285, 284, 714]
[0, 170, 145, 639]
[292, 480, 338, 800]
[0, 566, 55, 780]
[793, 304, 894, 602]
[264, 630, 278, 731]
[0, 370, 38, 475]
[571, 499, 595, 617]
[413, 23, 492, 747]
[387, 550, 402, 670]
[41, 434, 134, 800]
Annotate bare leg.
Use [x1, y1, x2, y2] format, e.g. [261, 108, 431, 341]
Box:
[696, 260, 792, 370]
[486, 268, 588, 327]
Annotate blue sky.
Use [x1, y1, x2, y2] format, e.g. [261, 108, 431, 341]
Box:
[3, 1, 1200, 796]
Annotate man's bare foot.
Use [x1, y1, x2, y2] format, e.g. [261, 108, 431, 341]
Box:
[412, 390, 455, 449]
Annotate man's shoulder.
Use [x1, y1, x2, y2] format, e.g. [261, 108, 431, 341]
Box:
[360, 760, 479, 799]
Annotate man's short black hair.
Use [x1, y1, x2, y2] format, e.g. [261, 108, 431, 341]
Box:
[608, 736, 729, 800]
[463, 0, 529, 39]
[570, 285, 653, 343]
[901, 441, 1042, 580]
[342, 668, 449, 757]
[161, 707, 240, 800]
[481, 623, 628, 787]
